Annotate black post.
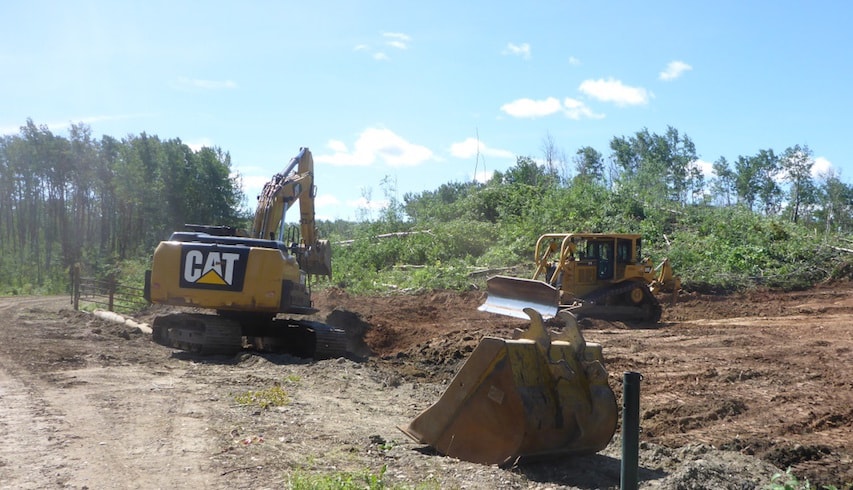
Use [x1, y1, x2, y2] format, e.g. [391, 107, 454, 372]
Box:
[107, 274, 116, 312]
[72, 263, 80, 310]
[621, 371, 642, 490]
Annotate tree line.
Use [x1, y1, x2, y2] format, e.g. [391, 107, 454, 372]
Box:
[0, 119, 244, 292]
[2, 119, 851, 295]
[403, 126, 853, 234]
[334, 126, 853, 293]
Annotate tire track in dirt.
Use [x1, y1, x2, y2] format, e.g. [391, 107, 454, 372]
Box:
[0, 359, 69, 488]
[37, 365, 218, 489]
[0, 296, 219, 489]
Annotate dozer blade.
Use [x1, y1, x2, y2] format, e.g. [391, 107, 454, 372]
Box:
[399, 309, 617, 466]
[479, 275, 560, 320]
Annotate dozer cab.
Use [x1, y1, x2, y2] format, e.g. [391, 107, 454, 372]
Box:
[481, 233, 679, 323]
[144, 147, 345, 358]
[400, 308, 617, 465]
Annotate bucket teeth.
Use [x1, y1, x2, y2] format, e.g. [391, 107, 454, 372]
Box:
[399, 310, 617, 465]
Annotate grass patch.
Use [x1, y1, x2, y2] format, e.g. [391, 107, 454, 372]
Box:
[234, 384, 289, 410]
[766, 468, 838, 490]
[287, 465, 439, 490]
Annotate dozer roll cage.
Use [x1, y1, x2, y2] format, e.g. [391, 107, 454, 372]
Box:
[532, 233, 646, 286]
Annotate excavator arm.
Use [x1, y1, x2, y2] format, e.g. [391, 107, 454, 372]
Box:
[250, 148, 332, 279]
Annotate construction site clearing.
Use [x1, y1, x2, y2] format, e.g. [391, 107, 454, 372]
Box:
[0, 283, 850, 489]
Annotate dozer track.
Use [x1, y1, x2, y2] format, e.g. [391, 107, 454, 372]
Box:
[152, 313, 347, 359]
[569, 280, 662, 323]
[480, 276, 662, 324]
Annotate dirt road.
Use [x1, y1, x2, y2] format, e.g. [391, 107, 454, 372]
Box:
[0, 286, 850, 489]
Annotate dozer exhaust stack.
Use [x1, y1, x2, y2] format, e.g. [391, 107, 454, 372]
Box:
[399, 309, 617, 466]
[478, 275, 560, 320]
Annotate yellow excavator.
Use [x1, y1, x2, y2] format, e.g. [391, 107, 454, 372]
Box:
[143, 147, 345, 358]
[481, 233, 680, 323]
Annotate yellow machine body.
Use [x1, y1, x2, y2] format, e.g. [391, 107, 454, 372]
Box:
[147, 237, 311, 314]
[144, 148, 342, 358]
[481, 233, 680, 322]
[400, 309, 617, 466]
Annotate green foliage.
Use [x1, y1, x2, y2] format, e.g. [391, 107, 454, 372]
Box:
[4, 119, 853, 297]
[234, 384, 290, 410]
[287, 465, 440, 490]
[0, 120, 244, 293]
[330, 219, 498, 293]
[765, 467, 838, 490]
[663, 206, 838, 291]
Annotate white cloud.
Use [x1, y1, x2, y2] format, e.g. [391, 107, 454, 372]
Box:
[691, 159, 715, 178]
[473, 169, 494, 184]
[500, 97, 603, 119]
[568, 56, 581, 66]
[286, 195, 341, 222]
[0, 124, 20, 135]
[450, 138, 515, 159]
[176, 77, 237, 90]
[502, 42, 531, 60]
[327, 139, 348, 153]
[562, 97, 605, 120]
[0, 113, 152, 136]
[315, 128, 435, 168]
[812, 156, 833, 177]
[185, 137, 213, 152]
[659, 61, 693, 81]
[315, 194, 340, 207]
[355, 32, 411, 60]
[383, 32, 411, 50]
[500, 97, 562, 118]
[578, 78, 650, 106]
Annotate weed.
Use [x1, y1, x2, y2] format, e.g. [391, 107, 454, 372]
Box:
[234, 384, 289, 410]
[286, 465, 440, 490]
[766, 468, 838, 490]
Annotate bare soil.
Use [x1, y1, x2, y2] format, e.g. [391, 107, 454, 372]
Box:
[0, 285, 851, 489]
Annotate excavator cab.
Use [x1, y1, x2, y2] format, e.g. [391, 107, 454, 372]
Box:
[399, 309, 617, 466]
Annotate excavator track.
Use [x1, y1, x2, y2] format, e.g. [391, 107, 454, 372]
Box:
[567, 281, 662, 323]
[152, 313, 243, 355]
[153, 313, 347, 360]
[301, 320, 348, 360]
[248, 319, 347, 360]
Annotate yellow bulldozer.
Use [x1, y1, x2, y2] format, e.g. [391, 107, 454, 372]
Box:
[481, 233, 680, 323]
[399, 233, 675, 465]
[143, 147, 345, 358]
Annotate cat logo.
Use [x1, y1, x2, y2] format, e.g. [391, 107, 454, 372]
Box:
[179, 245, 249, 291]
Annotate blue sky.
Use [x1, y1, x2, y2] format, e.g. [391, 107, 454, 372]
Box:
[2, 1, 851, 221]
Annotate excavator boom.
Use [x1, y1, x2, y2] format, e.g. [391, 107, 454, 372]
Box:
[251, 147, 331, 279]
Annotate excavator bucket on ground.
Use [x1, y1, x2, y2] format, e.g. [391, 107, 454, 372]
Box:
[478, 275, 560, 320]
[399, 309, 617, 466]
